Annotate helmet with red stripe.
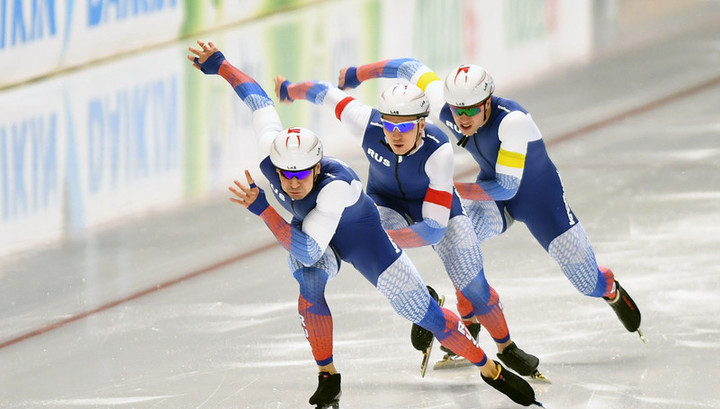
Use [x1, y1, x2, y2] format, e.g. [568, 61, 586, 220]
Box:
[270, 127, 323, 171]
[443, 64, 495, 106]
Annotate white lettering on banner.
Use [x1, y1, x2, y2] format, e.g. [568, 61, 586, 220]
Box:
[86, 77, 179, 193]
[88, 0, 179, 27]
[0, 0, 57, 49]
[0, 114, 59, 221]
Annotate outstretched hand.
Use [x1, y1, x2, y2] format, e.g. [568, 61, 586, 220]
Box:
[187, 40, 220, 69]
[337, 67, 349, 89]
[338, 66, 360, 90]
[229, 170, 260, 209]
[273, 75, 292, 103]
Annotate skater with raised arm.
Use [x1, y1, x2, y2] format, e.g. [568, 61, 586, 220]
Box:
[337, 58, 643, 344]
[188, 41, 543, 408]
[274, 76, 544, 380]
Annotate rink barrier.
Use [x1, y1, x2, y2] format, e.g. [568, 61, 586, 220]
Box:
[0, 0, 324, 89]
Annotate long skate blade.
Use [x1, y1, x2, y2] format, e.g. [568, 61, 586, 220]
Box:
[433, 354, 473, 370]
[420, 295, 445, 378]
[420, 347, 432, 378]
[637, 328, 647, 344]
[530, 370, 551, 384]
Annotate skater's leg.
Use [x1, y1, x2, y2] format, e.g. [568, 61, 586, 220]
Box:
[291, 252, 344, 407]
[547, 223, 613, 297]
[375, 253, 491, 371]
[461, 198, 508, 243]
[290, 252, 339, 372]
[463, 279, 511, 346]
[545, 224, 641, 333]
[376, 253, 538, 405]
[438, 217, 541, 377]
[455, 289, 475, 324]
[434, 216, 510, 346]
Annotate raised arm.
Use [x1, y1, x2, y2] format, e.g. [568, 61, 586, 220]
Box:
[188, 41, 343, 265]
[274, 75, 372, 144]
[188, 40, 282, 156]
[338, 58, 446, 122]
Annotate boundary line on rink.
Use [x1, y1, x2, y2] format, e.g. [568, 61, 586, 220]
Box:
[0, 242, 278, 350]
[2, 73, 720, 351]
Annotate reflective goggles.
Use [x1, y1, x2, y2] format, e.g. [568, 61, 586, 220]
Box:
[381, 119, 419, 133]
[449, 103, 483, 117]
[279, 168, 314, 180]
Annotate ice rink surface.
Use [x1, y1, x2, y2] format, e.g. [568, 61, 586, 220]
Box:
[2, 1, 720, 408]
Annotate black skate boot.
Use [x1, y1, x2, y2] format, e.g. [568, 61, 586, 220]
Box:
[410, 286, 440, 351]
[497, 342, 549, 382]
[308, 372, 341, 409]
[604, 280, 642, 333]
[412, 286, 445, 377]
[481, 360, 543, 407]
[497, 342, 538, 376]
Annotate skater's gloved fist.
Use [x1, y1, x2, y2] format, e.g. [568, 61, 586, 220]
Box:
[338, 66, 360, 90]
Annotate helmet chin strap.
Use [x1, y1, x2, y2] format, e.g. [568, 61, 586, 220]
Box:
[403, 127, 422, 156]
[400, 118, 427, 156]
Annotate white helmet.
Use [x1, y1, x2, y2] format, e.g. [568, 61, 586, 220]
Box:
[443, 64, 495, 106]
[269, 127, 323, 171]
[378, 83, 430, 117]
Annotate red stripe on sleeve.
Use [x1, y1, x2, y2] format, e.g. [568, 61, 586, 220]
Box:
[335, 96, 355, 120]
[219, 61, 254, 88]
[357, 60, 391, 82]
[424, 188, 453, 208]
[259, 206, 292, 250]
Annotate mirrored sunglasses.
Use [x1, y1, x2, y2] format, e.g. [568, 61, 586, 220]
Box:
[280, 168, 313, 180]
[449, 105, 483, 117]
[381, 119, 418, 133]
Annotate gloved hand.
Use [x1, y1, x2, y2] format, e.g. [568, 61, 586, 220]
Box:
[194, 51, 226, 75]
[246, 184, 270, 216]
[338, 66, 360, 90]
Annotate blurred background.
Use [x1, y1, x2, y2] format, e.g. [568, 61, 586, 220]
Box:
[2, 0, 717, 257]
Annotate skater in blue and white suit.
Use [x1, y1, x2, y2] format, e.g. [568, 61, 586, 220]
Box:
[274, 75, 542, 377]
[338, 58, 642, 339]
[188, 41, 540, 408]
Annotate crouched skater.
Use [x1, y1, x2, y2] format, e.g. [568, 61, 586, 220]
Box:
[188, 40, 544, 408]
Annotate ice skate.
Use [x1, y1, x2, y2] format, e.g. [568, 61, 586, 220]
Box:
[433, 322, 481, 370]
[604, 280, 645, 343]
[412, 286, 444, 377]
[308, 372, 341, 409]
[497, 342, 549, 383]
[481, 360, 544, 407]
